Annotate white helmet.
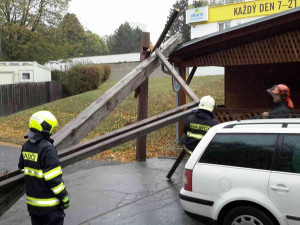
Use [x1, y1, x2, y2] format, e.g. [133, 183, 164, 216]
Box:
[199, 95, 215, 112]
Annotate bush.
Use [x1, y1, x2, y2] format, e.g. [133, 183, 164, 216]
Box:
[63, 64, 111, 95]
[101, 64, 111, 82]
[51, 70, 66, 82]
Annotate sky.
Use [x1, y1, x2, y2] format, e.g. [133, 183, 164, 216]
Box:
[68, 0, 188, 43]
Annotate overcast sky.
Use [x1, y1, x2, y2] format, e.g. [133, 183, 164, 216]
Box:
[68, 0, 192, 43]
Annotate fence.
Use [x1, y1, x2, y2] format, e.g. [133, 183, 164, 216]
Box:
[0, 81, 62, 117]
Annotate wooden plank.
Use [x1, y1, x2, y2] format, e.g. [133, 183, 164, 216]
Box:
[155, 49, 199, 103]
[58, 102, 197, 158]
[58, 105, 198, 167]
[0, 102, 198, 184]
[52, 34, 182, 150]
[166, 149, 186, 179]
[0, 174, 25, 217]
[0, 102, 197, 217]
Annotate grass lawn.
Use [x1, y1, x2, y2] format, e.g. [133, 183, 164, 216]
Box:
[0, 75, 224, 162]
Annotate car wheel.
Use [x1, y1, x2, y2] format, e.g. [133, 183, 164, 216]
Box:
[223, 206, 275, 225]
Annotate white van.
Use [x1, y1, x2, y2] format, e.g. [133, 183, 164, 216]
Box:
[180, 119, 300, 225]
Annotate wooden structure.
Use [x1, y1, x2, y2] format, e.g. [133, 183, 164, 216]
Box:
[0, 33, 192, 216]
[169, 7, 300, 114]
[4, 7, 300, 216]
[0, 9, 200, 217]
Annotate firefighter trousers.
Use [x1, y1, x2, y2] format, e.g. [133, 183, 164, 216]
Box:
[30, 210, 65, 225]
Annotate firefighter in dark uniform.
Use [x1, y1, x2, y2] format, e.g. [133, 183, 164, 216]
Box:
[18, 111, 70, 225]
[182, 95, 219, 154]
[262, 84, 294, 118]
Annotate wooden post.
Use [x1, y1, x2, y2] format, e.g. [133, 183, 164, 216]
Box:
[178, 66, 187, 139]
[136, 32, 150, 161]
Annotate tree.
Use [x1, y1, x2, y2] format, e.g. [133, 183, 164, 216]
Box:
[83, 31, 109, 57]
[58, 13, 85, 58]
[166, 0, 206, 42]
[193, 0, 206, 7]
[0, 24, 68, 64]
[0, 0, 70, 31]
[107, 22, 142, 54]
[0, 0, 70, 63]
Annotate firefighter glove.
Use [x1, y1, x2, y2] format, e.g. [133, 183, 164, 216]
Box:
[61, 196, 70, 210]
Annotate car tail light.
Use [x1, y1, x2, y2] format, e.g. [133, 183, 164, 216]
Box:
[184, 169, 192, 191]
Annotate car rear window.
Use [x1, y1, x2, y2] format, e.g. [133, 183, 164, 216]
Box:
[275, 135, 300, 174]
[199, 134, 277, 170]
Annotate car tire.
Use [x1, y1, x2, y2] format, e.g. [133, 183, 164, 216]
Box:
[223, 206, 275, 225]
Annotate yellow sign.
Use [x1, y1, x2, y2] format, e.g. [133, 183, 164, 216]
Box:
[192, 0, 298, 24]
[23, 152, 38, 162]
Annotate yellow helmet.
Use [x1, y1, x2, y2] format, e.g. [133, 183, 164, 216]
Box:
[29, 111, 58, 133]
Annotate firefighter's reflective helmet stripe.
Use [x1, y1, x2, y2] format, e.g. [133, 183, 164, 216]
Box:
[24, 167, 44, 178]
[26, 196, 60, 207]
[187, 131, 203, 140]
[51, 182, 65, 195]
[44, 166, 62, 181]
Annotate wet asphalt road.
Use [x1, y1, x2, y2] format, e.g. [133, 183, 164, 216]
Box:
[0, 144, 205, 225]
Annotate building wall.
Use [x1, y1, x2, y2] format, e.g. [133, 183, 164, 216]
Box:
[225, 63, 300, 108]
[34, 64, 51, 82]
[0, 72, 14, 85]
[47, 58, 169, 81]
[191, 17, 263, 39]
[46, 53, 140, 72]
[108, 62, 169, 81]
[0, 62, 51, 84]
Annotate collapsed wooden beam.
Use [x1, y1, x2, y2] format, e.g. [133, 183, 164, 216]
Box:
[155, 49, 199, 103]
[0, 102, 198, 217]
[59, 103, 198, 167]
[58, 102, 198, 159]
[0, 174, 25, 217]
[186, 67, 197, 85]
[0, 102, 198, 182]
[52, 34, 182, 151]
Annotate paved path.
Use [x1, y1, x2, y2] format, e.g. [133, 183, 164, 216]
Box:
[0, 157, 204, 225]
[0, 144, 21, 174]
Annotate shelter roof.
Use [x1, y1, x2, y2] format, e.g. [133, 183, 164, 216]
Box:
[169, 7, 300, 65]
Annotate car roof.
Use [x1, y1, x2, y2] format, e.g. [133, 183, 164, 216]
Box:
[215, 118, 300, 129]
[185, 118, 300, 169]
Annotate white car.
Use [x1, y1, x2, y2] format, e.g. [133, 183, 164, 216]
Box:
[180, 118, 300, 225]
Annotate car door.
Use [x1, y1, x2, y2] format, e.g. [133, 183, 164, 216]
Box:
[194, 133, 277, 199]
[269, 134, 300, 225]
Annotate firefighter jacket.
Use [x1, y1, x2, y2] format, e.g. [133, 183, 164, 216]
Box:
[269, 101, 290, 118]
[18, 130, 68, 216]
[181, 109, 219, 152]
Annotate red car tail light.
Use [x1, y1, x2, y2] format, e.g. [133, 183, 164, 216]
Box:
[184, 169, 192, 191]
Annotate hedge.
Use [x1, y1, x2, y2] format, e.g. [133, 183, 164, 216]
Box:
[63, 64, 111, 95]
